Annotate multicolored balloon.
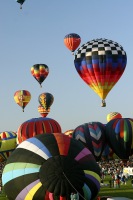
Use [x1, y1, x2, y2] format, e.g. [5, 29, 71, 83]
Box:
[73, 122, 106, 161]
[74, 38, 127, 107]
[64, 33, 81, 53]
[107, 112, 122, 122]
[17, 117, 62, 144]
[38, 92, 54, 110]
[16, 0, 25, 9]
[2, 133, 101, 200]
[31, 64, 49, 87]
[0, 131, 17, 162]
[14, 90, 31, 112]
[105, 118, 133, 160]
[38, 105, 50, 117]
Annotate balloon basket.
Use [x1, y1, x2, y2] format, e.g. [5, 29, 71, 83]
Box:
[101, 100, 106, 107]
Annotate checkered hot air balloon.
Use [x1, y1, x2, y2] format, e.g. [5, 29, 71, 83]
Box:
[2, 133, 101, 200]
[74, 38, 127, 107]
[17, 117, 62, 144]
[73, 122, 106, 161]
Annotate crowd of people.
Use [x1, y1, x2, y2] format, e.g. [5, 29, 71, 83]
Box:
[98, 156, 133, 188]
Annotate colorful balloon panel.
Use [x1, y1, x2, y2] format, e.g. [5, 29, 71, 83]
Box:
[31, 64, 49, 87]
[73, 122, 106, 161]
[107, 112, 122, 122]
[38, 93, 54, 110]
[17, 117, 62, 144]
[105, 118, 133, 160]
[74, 38, 127, 106]
[14, 90, 31, 112]
[2, 133, 101, 200]
[64, 33, 81, 52]
[38, 105, 50, 117]
[0, 131, 17, 162]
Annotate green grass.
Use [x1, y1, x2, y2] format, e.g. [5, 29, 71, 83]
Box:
[96, 175, 133, 199]
[0, 176, 133, 200]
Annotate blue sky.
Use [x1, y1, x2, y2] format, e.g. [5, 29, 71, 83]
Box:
[0, 0, 133, 132]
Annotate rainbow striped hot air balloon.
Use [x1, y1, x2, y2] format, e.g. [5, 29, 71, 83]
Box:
[2, 133, 101, 200]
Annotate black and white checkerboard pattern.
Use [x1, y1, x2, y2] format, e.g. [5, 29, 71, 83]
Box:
[75, 38, 126, 59]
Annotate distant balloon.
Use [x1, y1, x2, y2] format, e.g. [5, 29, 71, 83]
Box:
[17, 117, 62, 144]
[64, 129, 74, 138]
[14, 90, 31, 112]
[73, 122, 106, 161]
[107, 112, 122, 122]
[38, 92, 54, 110]
[16, 0, 25, 9]
[0, 131, 17, 162]
[64, 33, 81, 53]
[38, 105, 50, 117]
[105, 118, 133, 160]
[31, 64, 49, 87]
[74, 38, 127, 107]
[2, 133, 101, 200]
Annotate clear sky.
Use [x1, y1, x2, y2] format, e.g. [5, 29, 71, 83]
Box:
[0, 0, 133, 133]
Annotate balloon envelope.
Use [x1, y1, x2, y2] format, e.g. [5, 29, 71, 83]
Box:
[73, 122, 106, 161]
[38, 105, 50, 117]
[0, 131, 17, 162]
[107, 112, 122, 122]
[64, 129, 74, 138]
[38, 92, 54, 110]
[2, 133, 101, 200]
[105, 118, 133, 160]
[31, 64, 49, 87]
[74, 38, 127, 106]
[17, 117, 62, 144]
[64, 33, 81, 52]
[14, 90, 31, 112]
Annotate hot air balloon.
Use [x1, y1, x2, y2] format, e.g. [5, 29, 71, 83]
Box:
[64, 33, 81, 54]
[0, 131, 17, 162]
[74, 38, 127, 107]
[38, 92, 54, 110]
[2, 133, 101, 200]
[105, 118, 133, 160]
[31, 64, 49, 87]
[38, 105, 50, 117]
[16, 0, 25, 9]
[17, 117, 62, 144]
[64, 129, 74, 138]
[14, 90, 31, 112]
[73, 122, 106, 161]
[107, 112, 122, 122]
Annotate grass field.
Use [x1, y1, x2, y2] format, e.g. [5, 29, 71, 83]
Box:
[96, 175, 133, 199]
[0, 175, 133, 200]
